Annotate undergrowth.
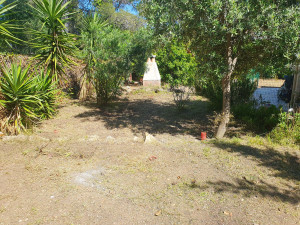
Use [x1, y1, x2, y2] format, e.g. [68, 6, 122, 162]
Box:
[268, 112, 300, 146]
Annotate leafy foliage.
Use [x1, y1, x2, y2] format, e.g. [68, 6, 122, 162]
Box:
[199, 76, 258, 110]
[232, 102, 280, 133]
[156, 40, 197, 87]
[140, 0, 300, 138]
[0, 0, 18, 50]
[269, 112, 300, 145]
[30, 0, 77, 81]
[96, 1, 144, 32]
[0, 62, 57, 133]
[92, 27, 131, 105]
[81, 13, 152, 104]
[128, 27, 154, 77]
[33, 69, 58, 119]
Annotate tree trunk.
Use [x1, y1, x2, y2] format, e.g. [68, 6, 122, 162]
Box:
[79, 74, 87, 101]
[216, 36, 237, 139]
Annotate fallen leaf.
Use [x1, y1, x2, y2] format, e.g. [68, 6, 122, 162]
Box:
[155, 210, 162, 216]
[149, 156, 157, 161]
[223, 211, 232, 217]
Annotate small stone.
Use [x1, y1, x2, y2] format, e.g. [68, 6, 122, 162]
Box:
[133, 136, 141, 142]
[124, 86, 132, 93]
[155, 209, 162, 216]
[144, 133, 156, 143]
[106, 136, 115, 143]
[88, 135, 100, 142]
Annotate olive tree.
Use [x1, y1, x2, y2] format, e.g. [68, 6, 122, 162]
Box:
[140, 0, 300, 138]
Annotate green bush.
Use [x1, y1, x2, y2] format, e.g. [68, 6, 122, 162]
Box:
[199, 76, 257, 110]
[268, 112, 300, 145]
[81, 14, 152, 105]
[156, 40, 197, 87]
[232, 101, 280, 132]
[231, 78, 258, 105]
[0, 62, 57, 133]
[90, 27, 130, 105]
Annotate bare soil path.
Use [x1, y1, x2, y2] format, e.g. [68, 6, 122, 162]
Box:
[0, 89, 299, 225]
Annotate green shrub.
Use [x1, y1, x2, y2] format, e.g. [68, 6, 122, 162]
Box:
[268, 112, 300, 145]
[232, 101, 280, 132]
[199, 76, 257, 110]
[198, 77, 223, 110]
[0, 62, 57, 133]
[231, 78, 258, 105]
[90, 27, 130, 105]
[156, 40, 198, 87]
[81, 14, 152, 105]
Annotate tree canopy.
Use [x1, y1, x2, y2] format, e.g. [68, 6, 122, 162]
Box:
[140, 0, 300, 138]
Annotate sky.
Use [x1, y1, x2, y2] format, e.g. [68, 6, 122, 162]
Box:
[121, 4, 139, 16]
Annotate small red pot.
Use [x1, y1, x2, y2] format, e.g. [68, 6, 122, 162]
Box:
[201, 132, 207, 140]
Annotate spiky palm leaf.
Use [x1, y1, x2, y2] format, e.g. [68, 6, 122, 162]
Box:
[30, 0, 77, 81]
[0, 0, 19, 48]
[0, 62, 41, 132]
[0, 62, 58, 133]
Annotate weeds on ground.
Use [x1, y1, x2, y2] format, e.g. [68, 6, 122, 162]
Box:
[232, 101, 280, 132]
[268, 112, 300, 146]
[172, 86, 192, 110]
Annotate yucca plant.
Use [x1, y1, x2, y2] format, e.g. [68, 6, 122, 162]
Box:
[0, 62, 58, 133]
[0, 0, 19, 49]
[0, 62, 41, 133]
[33, 69, 58, 119]
[30, 0, 77, 81]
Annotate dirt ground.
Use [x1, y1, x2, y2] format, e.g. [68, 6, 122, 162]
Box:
[0, 88, 299, 225]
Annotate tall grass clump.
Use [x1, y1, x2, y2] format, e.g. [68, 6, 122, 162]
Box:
[0, 62, 57, 134]
[268, 111, 300, 146]
[232, 102, 280, 132]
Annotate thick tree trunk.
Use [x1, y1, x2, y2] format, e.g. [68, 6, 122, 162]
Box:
[216, 37, 237, 139]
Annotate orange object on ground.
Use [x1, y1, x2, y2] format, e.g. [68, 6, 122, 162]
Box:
[201, 132, 207, 140]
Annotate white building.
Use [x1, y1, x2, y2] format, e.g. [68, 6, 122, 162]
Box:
[143, 55, 161, 87]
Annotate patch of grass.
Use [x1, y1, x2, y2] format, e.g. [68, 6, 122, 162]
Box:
[30, 207, 39, 215]
[22, 149, 31, 156]
[109, 157, 154, 174]
[131, 88, 154, 95]
[230, 137, 242, 145]
[0, 207, 6, 213]
[202, 147, 211, 158]
[247, 135, 265, 146]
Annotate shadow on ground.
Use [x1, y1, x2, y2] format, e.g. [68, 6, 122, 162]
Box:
[203, 140, 300, 204]
[75, 98, 214, 138]
[187, 177, 300, 204]
[211, 141, 300, 182]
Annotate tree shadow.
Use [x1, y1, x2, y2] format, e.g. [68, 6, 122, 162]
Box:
[211, 141, 300, 182]
[75, 98, 214, 138]
[186, 178, 299, 204]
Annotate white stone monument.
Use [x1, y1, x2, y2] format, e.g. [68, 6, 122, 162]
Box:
[143, 55, 161, 87]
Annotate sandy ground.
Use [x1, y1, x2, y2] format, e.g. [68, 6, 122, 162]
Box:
[0, 89, 299, 225]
